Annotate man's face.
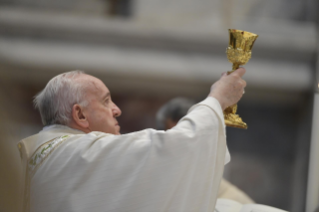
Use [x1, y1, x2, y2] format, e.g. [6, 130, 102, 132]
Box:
[82, 76, 122, 135]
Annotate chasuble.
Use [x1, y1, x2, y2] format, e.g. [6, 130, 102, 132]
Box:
[18, 97, 230, 212]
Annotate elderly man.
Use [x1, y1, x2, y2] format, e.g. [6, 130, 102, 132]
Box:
[18, 68, 246, 212]
[156, 97, 254, 204]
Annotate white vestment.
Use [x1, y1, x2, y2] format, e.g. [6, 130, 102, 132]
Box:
[18, 97, 230, 212]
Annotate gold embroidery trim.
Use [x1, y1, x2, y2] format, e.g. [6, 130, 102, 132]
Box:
[23, 135, 70, 212]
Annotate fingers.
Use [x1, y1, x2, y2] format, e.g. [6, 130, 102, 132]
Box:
[209, 68, 247, 109]
[228, 68, 246, 89]
[241, 79, 247, 88]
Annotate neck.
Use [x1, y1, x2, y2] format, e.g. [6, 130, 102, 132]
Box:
[67, 122, 90, 133]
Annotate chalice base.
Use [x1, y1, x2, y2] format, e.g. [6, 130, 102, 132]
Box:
[223, 104, 247, 129]
[224, 114, 248, 129]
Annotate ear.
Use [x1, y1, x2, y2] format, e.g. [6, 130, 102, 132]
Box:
[72, 104, 89, 129]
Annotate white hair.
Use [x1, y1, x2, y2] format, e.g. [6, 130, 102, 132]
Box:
[34, 70, 89, 126]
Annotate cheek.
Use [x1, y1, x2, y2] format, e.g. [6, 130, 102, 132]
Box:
[98, 109, 113, 121]
[88, 106, 113, 124]
[87, 108, 105, 123]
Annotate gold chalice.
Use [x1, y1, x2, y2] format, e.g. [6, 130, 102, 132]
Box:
[224, 29, 258, 129]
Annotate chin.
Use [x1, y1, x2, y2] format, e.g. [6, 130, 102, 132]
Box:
[115, 125, 121, 135]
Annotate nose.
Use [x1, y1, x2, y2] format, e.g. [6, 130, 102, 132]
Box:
[112, 103, 122, 117]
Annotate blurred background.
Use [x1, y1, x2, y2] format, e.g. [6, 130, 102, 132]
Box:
[0, 0, 318, 211]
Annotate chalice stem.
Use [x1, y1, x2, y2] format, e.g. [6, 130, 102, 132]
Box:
[228, 64, 240, 74]
[232, 64, 239, 71]
[224, 62, 247, 129]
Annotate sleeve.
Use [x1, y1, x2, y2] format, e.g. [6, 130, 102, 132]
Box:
[133, 96, 230, 210]
[186, 96, 230, 164]
[158, 96, 230, 164]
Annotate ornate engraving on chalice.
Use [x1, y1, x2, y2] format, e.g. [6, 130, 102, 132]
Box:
[224, 29, 258, 129]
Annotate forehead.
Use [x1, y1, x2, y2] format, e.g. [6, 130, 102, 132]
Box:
[79, 75, 109, 97]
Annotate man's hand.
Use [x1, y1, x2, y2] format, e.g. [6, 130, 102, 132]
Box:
[209, 68, 247, 110]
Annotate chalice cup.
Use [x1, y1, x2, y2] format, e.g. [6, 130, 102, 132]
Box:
[224, 29, 258, 129]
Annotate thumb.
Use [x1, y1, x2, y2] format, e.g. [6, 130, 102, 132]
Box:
[232, 67, 246, 77]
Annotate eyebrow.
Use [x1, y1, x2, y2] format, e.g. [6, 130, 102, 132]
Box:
[102, 92, 110, 100]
